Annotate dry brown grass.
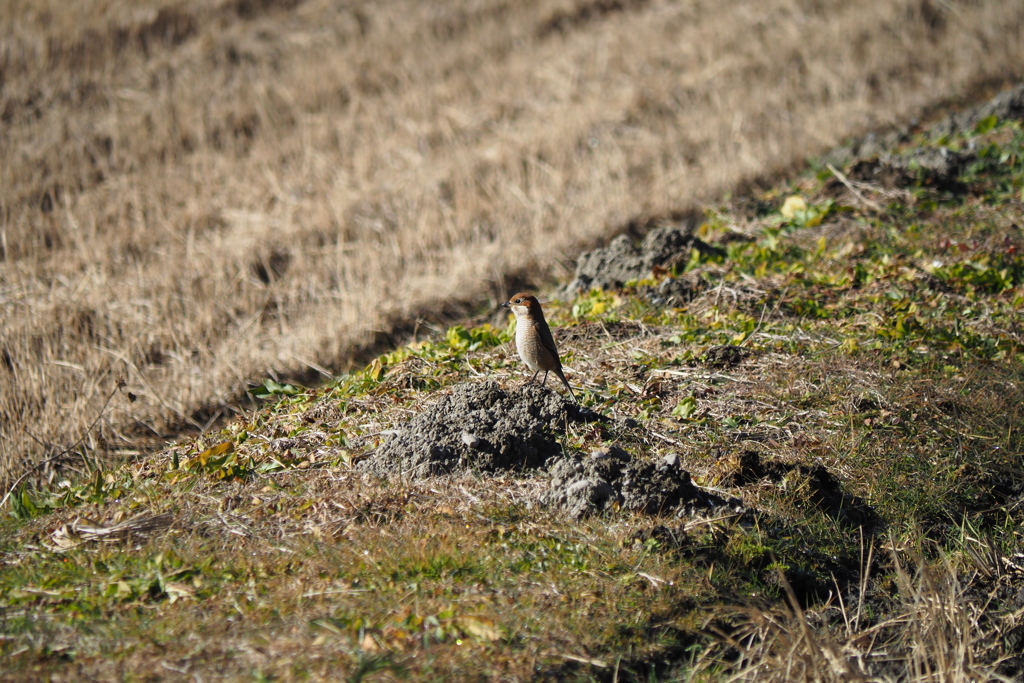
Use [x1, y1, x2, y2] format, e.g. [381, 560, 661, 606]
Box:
[3, 0, 1023, 484]
[695, 543, 1018, 683]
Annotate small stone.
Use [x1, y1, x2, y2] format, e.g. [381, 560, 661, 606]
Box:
[590, 444, 630, 461]
[662, 453, 679, 468]
[461, 432, 481, 448]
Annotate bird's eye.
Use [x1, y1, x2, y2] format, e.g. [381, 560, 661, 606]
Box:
[514, 298, 522, 304]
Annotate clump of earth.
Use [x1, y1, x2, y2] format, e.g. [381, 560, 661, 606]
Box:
[700, 344, 751, 369]
[825, 84, 1024, 167]
[845, 146, 973, 195]
[928, 83, 1024, 138]
[827, 84, 1024, 195]
[563, 224, 723, 295]
[360, 381, 593, 479]
[541, 445, 738, 520]
[360, 381, 741, 519]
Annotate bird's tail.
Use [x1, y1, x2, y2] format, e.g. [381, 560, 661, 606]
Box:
[556, 369, 578, 403]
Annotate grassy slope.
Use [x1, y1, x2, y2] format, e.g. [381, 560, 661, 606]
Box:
[4, 0, 1024, 486]
[2, 110, 1024, 681]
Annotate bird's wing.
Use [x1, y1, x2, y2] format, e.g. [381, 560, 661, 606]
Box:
[537, 321, 562, 368]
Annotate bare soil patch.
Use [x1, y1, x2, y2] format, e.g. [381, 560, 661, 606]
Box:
[361, 381, 588, 478]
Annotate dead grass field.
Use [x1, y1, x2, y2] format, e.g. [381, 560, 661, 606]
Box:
[2, 0, 1023, 485]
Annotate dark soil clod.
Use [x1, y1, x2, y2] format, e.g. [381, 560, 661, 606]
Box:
[701, 344, 750, 369]
[847, 148, 971, 195]
[564, 225, 722, 294]
[359, 381, 596, 479]
[541, 445, 737, 519]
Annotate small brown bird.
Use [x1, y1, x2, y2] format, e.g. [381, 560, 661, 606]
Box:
[502, 292, 577, 402]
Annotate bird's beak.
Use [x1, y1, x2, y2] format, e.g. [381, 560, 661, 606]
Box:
[501, 302, 510, 309]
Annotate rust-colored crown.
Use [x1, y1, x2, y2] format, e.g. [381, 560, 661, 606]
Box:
[506, 292, 539, 309]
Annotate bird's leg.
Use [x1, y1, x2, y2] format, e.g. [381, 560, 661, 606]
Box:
[530, 370, 541, 384]
[542, 371, 550, 386]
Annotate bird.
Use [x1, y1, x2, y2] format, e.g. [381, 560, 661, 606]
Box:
[502, 292, 577, 402]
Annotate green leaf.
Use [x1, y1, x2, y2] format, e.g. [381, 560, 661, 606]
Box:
[572, 290, 617, 319]
[195, 441, 233, 469]
[248, 379, 303, 398]
[672, 396, 698, 419]
[446, 325, 472, 349]
[9, 486, 38, 519]
[975, 114, 998, 135]
[366, 359, 384, 382]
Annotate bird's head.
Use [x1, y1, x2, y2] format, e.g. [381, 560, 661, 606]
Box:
[502, 292, 541, 318]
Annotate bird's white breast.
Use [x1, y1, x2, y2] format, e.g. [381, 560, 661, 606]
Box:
[515, 318, 542, 372]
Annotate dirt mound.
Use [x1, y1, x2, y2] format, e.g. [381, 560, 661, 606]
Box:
[359, 384, 733, 521]
[541, 446, 737, 519]
[847, 146, 973, 195]
[564, 225, 722, 294]
[359, 383, 733, 521]
[929, 83, 1024, 137]
[359, 381, 596, 479]
[826, 84, 1024, 172]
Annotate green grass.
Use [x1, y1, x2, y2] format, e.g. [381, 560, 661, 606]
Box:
[3, 117, 1024, 681]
